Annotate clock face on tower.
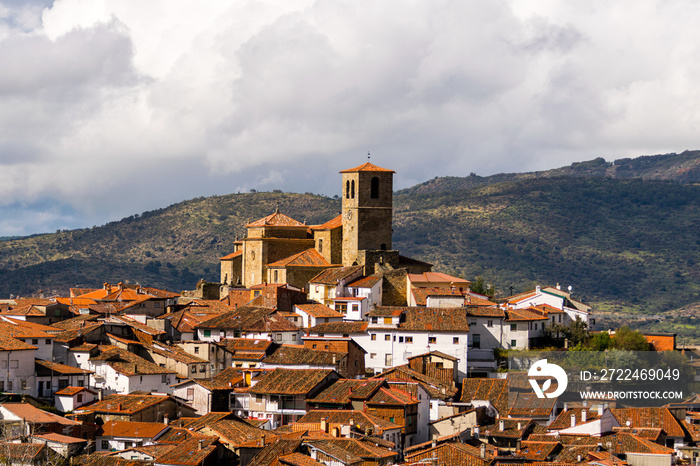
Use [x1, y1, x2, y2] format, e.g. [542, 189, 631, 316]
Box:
[346, 210, 353, 220]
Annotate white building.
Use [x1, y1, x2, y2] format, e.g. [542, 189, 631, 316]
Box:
[507, 285, 590, 324]
[96, 420, 169, 451]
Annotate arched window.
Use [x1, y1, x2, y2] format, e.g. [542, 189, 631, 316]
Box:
[350, 180, 355, 199]
[346, 180, 350, 199]
[371, 177, 380, 199]
[318, 238, 323, 253]
[273, 270, 278, 283]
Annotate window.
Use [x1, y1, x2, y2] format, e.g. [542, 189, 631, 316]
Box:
[428, 337, 436, 344]
[273, 270, 278, 283]
[370, 353, 376, 359]
[351, 180, 355, 198]
[200, 364, 206, 372]
[336, 303, 347, 313]
[384, 317, 392, 324]
[276, 333, 282, 341]
[55, 309, 61, 317]
[7, 381, 12, 391]
[162, 374, 168, 383]
[192, 365, 197, 374]
[385, 354, 392, 365]
[405, 336, 413, 344]
[194, 347, 199, 354]
[399, 337, 404, 343]
[511, 340, 517, 347]
[77, 380, 84, 387]
[318, 238, 323, 253]
[32, 339, 38, 345]
[203, 330, 211, 338]
[385, 334, 391, 341]
[101, 441, 108, 450]
[371, 334, 376, 341]
[473, 334, 481, 348]
[487, 320, 493, 327]
[77, 394, 83, 403]
[371, 177, 380, 199]
[21, 380, 27, 390]
[312, 344, 317, 349]
[125, 441, 133, 448]
[453, 337, 459, 344]
[45, 339, 51, 345]
[371, 317, 378, 324]
[510, 324, 517, 331]
[0, 381, 4, 391]
[58, 379, 68, 389]
[346, 180, 351, 199]
[187, 388, 194, 400]
[534, 323, 538, 330]
[9, 360, 18, 369]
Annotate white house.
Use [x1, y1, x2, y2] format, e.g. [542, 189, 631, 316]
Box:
[345, 275, 383, 316]
[507, 285, 590, 324]
[307, 266, 364, 306]
[54, 386, 97, 413]
[364, 307, 470, 381]
[0, 338, 37, 396]
[96, 420, 169, 451]
[293, 304, 344, 328]
[80, 345, 176, 395]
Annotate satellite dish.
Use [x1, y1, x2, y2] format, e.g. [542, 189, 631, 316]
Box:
[568, 286, 573, 292]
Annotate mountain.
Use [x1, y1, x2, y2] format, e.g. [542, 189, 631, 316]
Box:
[0, 151, 698, 327]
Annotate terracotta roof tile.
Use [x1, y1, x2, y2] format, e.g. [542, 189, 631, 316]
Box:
[307, 379, 385, 405]
[295, 304, 343, 319]
[36, 359, 93, 376]
[267, 249, 332, 268]
[460, 378, 509, 414]
[249, 368, 335, 396]
[309, 266, 363, 285]
[346, 275, 382, 288]
[85, 393, 172, 414]
[339, 162, 395, 173]
[154, 435, 218, 466]
[307, 321, 368, 334]
[97, 420, 168, 439]
[311, 215, 342, 231]
[263, 345, 345, 367]
[247, 212, 306, 228]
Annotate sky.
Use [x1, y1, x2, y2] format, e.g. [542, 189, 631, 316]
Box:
[1, 0, 699, 236]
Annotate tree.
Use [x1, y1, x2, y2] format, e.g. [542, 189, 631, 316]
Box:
[610, 326, 650, 351]
[469, 276, 493, 297]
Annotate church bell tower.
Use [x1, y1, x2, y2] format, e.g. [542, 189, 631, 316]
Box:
[340, 161, 396, 268]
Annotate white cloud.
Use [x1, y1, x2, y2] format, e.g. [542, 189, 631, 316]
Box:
[0, 0, 699, 234]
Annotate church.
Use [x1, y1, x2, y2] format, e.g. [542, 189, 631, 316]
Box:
[219, 162, 432, 305]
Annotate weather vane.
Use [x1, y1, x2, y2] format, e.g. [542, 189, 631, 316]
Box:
[368, 151, 371, 162]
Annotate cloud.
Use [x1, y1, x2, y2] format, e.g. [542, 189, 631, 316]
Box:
[0, 0, 699, 235]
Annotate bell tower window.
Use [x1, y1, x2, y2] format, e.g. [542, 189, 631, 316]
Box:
[346, 180, 350, 199]
[371, 177, 380, 199]
[350, 180, 355, 199]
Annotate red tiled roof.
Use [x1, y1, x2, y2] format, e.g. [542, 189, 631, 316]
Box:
[34, 432, 87, 444]
[249, 368, 334, 395]
[220, 250, 243, 260]
[312, 215, 342, 230]
[295, 304, 343, 319]
[506, 308, 549, 321]
[85, 393, 172, 414]
[98, 420, 168, 438]
[309, 266, 363, 285]
[339, 162, 395, 173]
[398, 307, 469, 332]
[267, 249, 332, 268]
[247, 212, 306, 228]
[55, 386, 96, 396]
[408, 272, 470, 285]
[346, 275, 382, 288]
[36, 359, 93, 376]
[1, 403, 80, 425]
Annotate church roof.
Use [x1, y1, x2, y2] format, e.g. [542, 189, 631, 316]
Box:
[339, 162, 395, 173]
[267, 249, 332, 268]
[246, 212, 306, 228]
[312, 214, 342, 230]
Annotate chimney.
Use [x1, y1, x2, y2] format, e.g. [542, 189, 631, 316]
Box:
[577, 455, 582, 462]
[498, 419, 504, 431]
[563, 402, 568, 412]
[517, 422, 522, 431]
[98, 389, 103, 401]
[431, 440, 436, 448]
[320, 417, 328, 433]
[581, 410, 587, 423]
[164, 414, 169, 425]
[198, 439, 204, 451]
[516, 439, 521, 451]
[571, 414, 576, 427]
[260, 435, 265, 447]
[598, 404, 604, 416]
[473, 426, 480, 439]
[480, 443, 486, 459]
